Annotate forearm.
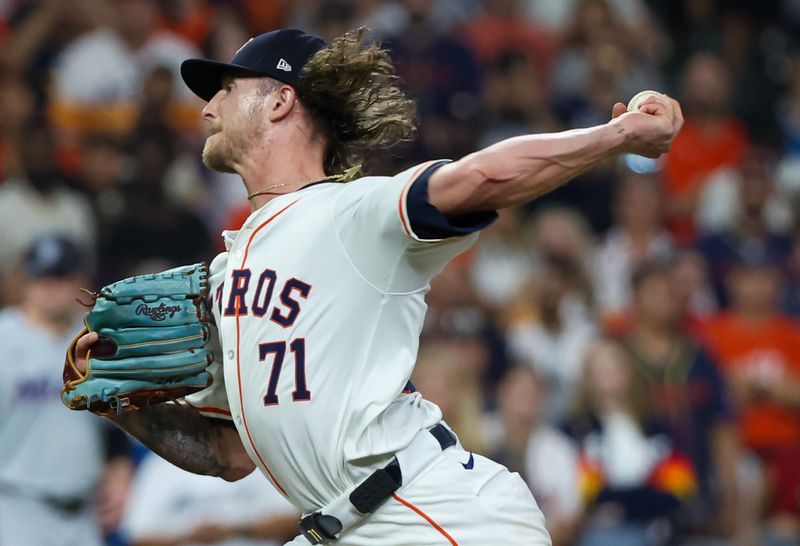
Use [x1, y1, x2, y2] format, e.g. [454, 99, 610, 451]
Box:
[237, 514, 300, 541]
[429, 121, 628, 214]
[108, 403, 254, 481]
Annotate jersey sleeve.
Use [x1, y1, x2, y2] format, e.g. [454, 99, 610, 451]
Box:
[183, 358, 232, 420]
[333, 160, 497, 292]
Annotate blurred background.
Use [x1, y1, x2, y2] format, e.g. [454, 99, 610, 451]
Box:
[2, 0, 800, 545]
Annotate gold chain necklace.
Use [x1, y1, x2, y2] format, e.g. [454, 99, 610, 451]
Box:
[246, 172, 351, 201]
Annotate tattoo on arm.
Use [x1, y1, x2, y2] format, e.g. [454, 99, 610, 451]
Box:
[110, 404, 237, 477]
[613, 122, 625, 135]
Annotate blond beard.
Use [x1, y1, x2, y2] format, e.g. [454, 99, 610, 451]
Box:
[202, 134, 237, 173]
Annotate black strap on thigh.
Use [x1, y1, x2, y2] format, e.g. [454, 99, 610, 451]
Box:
[299, 423, 456, 544]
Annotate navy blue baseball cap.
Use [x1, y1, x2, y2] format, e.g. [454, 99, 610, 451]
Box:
[23, 234, 87, 278]
[181, 28, 327, 102]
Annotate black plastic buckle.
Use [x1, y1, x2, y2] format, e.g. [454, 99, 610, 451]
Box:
[349, 460, 402, 514]
[429, 423, 456, 450]
[300, 512, 343, 544]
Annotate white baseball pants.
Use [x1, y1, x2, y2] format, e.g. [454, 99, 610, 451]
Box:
[285, 447, 552, 546]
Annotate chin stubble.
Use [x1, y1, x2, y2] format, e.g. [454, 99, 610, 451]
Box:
[202, 135, 236, 173]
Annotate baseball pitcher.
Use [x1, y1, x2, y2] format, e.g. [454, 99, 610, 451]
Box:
[64, 28, 682, 545]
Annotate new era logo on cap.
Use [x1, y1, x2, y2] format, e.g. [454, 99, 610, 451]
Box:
[276, 58, 292, 72]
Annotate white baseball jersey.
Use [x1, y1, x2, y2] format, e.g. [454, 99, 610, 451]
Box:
[187, 161, 496, 512]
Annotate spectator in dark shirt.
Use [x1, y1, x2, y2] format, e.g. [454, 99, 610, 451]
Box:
[100, 129, 211, 282]
[696, 151, 793, 307]
[567, 338, 696, 546]
[381, 0, 482, 163]
[621, 259, 740, 539]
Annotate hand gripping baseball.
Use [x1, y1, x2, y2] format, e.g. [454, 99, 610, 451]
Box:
[610, 91, 684, 158]
[62, 263, 214, 415]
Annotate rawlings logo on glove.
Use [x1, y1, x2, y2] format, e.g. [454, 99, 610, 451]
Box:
[135, 303, 184, 321]
[61, 263, 214, 415]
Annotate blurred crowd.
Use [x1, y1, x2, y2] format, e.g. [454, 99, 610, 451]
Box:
[2, 0, 800, 545]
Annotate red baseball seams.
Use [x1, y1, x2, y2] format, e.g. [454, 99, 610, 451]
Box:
[233, 200, 299, 497]
[391, 493, 458, 545]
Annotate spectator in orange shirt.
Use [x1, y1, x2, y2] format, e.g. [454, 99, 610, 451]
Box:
[459, 0, 556, 75]
[664, 53, 750, 244]
[701, 257, 800, 460]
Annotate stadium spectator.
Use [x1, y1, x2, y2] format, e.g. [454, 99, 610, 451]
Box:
[672, 248, 719, 330]
[620, 260, 740, 538]
[412, 338, 489, 454]
[664, 52, 750, 244]
[0, 68, 34, 180]
[567, 339, 698, 546]
[204, 5, 256, 63]
[524, 0, 656, 35]
[49, 0, 201, 135]
[780, 238, 800, 317]
[484, 366, 582, 546]
[701, 256, 800, 468]
[696, 152, 794, 307]
[0, 235, 132, 546]
[701, 254, 800, 545]
[382, 0, 483, 163]
[550, 0, 661, 127]
[425, 253, 511, 387]
[459, 0, 556, 75]
[478, 50, 560, 148]
[508, 253, 598, 423]
[70, 133, 127, 225]
[778, 50, 800, 157]
[594, 172, 674, 322]
[155, 0, 215, 48]
[99, 129, 212, 283]
[0, 122, 95, 297]
[425, 256, 485, 332]
[2, 0, 103, 108]
[307, 1, 359, 44]
[469, 206, 538, 313]
[526, 205, 597, 271]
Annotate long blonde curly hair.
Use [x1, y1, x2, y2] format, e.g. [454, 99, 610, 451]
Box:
[296, 28, 417, 178]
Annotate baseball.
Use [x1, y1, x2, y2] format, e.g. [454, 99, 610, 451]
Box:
[627, 90, 667, 112]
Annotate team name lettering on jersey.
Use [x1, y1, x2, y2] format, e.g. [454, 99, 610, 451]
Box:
[221, 268, 311, 328]
[216, 268, 313, 407]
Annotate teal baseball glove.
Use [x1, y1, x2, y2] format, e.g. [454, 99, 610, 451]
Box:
[62, 263, 213, 415]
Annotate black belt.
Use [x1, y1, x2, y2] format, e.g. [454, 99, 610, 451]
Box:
[0, 481, 89, 515]
[300, 423, 457, 544]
